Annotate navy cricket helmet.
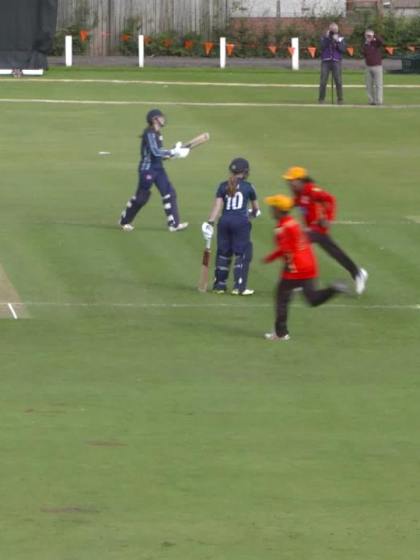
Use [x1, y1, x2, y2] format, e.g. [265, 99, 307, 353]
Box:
[229, 157, 250, 175]
[146, 108, 164, 125]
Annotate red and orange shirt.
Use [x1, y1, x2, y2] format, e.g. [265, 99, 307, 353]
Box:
[264, 215, 317, 280]
[294, 181, 336, 234]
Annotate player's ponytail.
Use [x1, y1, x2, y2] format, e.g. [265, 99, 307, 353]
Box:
[227, 175, 238, 197]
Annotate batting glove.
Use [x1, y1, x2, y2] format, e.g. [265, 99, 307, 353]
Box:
[248, 208, 261, 218]
[170, 142, 184, 158]
[177, 147, 190, 159]
[201, 221, 214, 240]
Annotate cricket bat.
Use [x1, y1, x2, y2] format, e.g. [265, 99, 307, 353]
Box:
[197, 238, 212, 292]
[183, 132, 210, 150]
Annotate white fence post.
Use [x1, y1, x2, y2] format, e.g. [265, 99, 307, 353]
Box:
[291, 37, 299, 71]
[138, 34, 144, 68]
[65, 35, 73, 67]
[220, 37, 226, 69]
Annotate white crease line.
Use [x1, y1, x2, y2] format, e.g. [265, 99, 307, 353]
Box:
[3, 301, 420, 311]
[336, 220, 377, 225]
[7, 302, 18, 319]
[1, 98, 420, 109]
[4, 78, 420, 89]
[335, 220, 417, 225]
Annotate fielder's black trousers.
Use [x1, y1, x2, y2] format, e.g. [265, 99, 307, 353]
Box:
[275, 278, 337, 337]
[309, 230, 359, 279]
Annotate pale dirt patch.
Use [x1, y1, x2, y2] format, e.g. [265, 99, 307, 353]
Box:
[406, 215, 420, 224]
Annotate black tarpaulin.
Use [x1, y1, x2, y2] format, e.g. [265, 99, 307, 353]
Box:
[0, 0, 58, 69]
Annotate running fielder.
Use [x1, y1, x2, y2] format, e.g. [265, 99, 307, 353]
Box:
[263, 194, 347, 340]
[283, 166, 368, 294]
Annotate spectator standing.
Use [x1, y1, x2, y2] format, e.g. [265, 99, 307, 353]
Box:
[319, 22, 346, 104]
[362, 29, 384, 105]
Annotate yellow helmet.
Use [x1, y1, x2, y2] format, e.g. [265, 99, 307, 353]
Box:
[264, 194, 294, 211]
[282, 166, 308, 180]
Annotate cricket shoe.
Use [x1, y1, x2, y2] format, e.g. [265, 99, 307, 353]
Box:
[213, 288, 226, 295]
[120, 223, 134, 232]
[330, 281, 351, 295]
[354, 268, 368, 295]
[264, 332, 290, 341]
[231, 288, 255, 296]
[168, 222, 189, 233]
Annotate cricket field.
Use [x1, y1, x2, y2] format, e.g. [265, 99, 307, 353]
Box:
[1, 66, 420, 559]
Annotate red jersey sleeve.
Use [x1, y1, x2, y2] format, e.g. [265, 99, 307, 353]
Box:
[264, 216, 317, 279]
[263, 221, 297, 262]
[263, 225, 285, 263]
[310, 186, 336, 222]
[263, 248, 283, 263]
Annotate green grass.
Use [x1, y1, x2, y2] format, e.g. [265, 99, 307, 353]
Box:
[1, 67, 420, 560]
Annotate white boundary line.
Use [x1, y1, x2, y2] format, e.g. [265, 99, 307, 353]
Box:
[1, 98, 420, 109]
[3, 301, 420, 311]
[7, 302, 18, 319]
[336, 219, 420, 225]
[3, 78, 420, 89]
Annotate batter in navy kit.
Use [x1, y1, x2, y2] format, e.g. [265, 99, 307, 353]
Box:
[202, 158, 261, 295]
[119, 109, 190, 232]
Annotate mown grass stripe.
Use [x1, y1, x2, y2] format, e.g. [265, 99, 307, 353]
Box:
[1, 98, 420, 109]
[3, 78, 420, 89]
[3, 301, 420, 310]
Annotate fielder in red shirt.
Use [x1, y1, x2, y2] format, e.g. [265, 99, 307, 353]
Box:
[283, 166, 368, 295]
[263, 194, 346, 341]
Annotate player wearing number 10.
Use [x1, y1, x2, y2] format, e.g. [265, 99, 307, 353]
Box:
[202, 158, 261, 295]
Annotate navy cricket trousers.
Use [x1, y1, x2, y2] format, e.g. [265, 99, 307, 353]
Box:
[120, 167, 180, 227]
[214, 215, 252, 292]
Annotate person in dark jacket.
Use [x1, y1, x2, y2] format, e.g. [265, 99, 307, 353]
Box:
[119, 109, 189, 233]
[362, 29, 384, 105]
[318, 22, 346, 104]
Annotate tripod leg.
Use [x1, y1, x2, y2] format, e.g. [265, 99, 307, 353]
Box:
[331, 67, 334, 105]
